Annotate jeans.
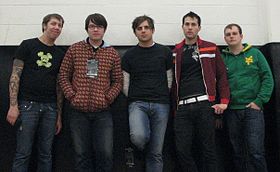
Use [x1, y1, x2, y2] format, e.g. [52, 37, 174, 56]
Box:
[129, 101, 169, 172]
[224, 108, 268, 172]
[12, 101, 57, 172]
[69, 107, 113, 172]
[174, 101, 217, 172]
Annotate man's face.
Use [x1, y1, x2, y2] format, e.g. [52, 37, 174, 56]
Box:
[87, 21, 106, 42]
[182, 17, 201, 41]
[224, 26, 243, 47]
[43, 18, 63, 40]
[134, 20, 154, 43]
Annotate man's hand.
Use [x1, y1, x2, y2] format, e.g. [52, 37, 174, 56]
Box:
[55, 114, 62, 135]
[246, 102, 261, 110]
[212, 104, 228, 114]
[6, 106, 20, 126]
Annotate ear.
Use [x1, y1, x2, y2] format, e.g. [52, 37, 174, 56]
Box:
[42, 24, 47, 32]
[198, 25, 201, 32]
[240, 34, 243, 39]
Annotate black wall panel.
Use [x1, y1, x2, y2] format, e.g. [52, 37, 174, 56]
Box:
[260, 43, 280, 172]
[0, 44, 279, 171]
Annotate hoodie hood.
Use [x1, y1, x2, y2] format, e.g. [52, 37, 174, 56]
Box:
[222, 43, 252, 55]
[83, 38, 111, 48]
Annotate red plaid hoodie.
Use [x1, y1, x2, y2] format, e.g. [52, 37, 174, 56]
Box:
[172, 36, 230, 109]
[59, 40, 123, 112]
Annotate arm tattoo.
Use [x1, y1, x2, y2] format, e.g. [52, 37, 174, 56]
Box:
[9, 59, 24, 106]
[122, 71, 130, 97]
[166, 69, 173, 90]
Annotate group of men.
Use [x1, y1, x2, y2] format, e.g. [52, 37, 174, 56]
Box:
[6, 11, 274, 172]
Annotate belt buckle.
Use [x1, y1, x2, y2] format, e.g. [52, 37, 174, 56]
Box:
[186, 97, 196, 104]
[197, 95, 208, 102]
[179, 95, 208, 105]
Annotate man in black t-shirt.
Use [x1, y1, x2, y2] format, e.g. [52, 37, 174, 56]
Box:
[122, 15, 173, 172]
[6, 14, 64, 172]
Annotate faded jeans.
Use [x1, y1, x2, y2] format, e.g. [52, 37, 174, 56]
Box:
[129, 101, 169, 172]
[12, 101, 57, 172]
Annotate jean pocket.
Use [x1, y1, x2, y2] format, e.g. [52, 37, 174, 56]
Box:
[248, 107, 263, 113]
[128, 101, 138, 112]
[18, 101, 33, 112]
[46, 103, 57, 112]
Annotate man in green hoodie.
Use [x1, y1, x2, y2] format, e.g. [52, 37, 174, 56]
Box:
[222, 23, 274, 172]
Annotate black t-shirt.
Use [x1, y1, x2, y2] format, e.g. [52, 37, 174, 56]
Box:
[14, 38, 64, 102]
[179, 44, 206, 99]
[122, 43, 173, 103]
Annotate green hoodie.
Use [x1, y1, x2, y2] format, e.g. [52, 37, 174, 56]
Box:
[222, 43, 274, 109]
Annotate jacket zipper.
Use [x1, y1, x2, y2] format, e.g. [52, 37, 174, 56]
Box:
[197, 42, 210, 100]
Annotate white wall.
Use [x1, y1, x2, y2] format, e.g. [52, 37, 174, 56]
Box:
[265, 0, 280, 43]
[0, 0, 278, 45]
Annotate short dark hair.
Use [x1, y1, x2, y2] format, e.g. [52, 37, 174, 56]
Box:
[132, 15, 154, 33]
[182, 11, 201, 26]
[42, 13, 64, 32]
[224, 23, 242, 35]
[85, 13, 108, 31]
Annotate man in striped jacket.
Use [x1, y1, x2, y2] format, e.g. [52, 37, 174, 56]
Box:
[59, 13, 123, 172]
[172, 11, 230, 172]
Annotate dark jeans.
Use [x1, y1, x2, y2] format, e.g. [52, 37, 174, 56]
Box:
[174, 101, 217, 172]
[69, 107, 113, 172]
[12, 101, 57, 172]
[129, 101, 169, 172]
[224, 108, 268, 172]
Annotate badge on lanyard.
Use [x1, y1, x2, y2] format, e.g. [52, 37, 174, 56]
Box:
[87, 59, 99, 78]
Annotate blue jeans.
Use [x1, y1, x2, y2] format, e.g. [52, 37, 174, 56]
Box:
[69, 107, 113, 172]
[224, 108, 268, 172]
[129, 101, 169, 172]
[12, 101, 57, 172]
[174, 101, 217, 172]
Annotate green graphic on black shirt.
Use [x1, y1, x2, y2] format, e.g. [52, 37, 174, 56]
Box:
[36, 51, 52, 68]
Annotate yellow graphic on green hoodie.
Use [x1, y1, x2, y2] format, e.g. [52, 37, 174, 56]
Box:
[245, 56, 253, 65]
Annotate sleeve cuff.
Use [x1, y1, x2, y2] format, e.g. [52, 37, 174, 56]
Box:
[220, 98, 230, 104]
[253, 99, 263, 108]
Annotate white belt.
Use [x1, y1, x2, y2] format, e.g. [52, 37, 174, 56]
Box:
[178, 95, 208, 105]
